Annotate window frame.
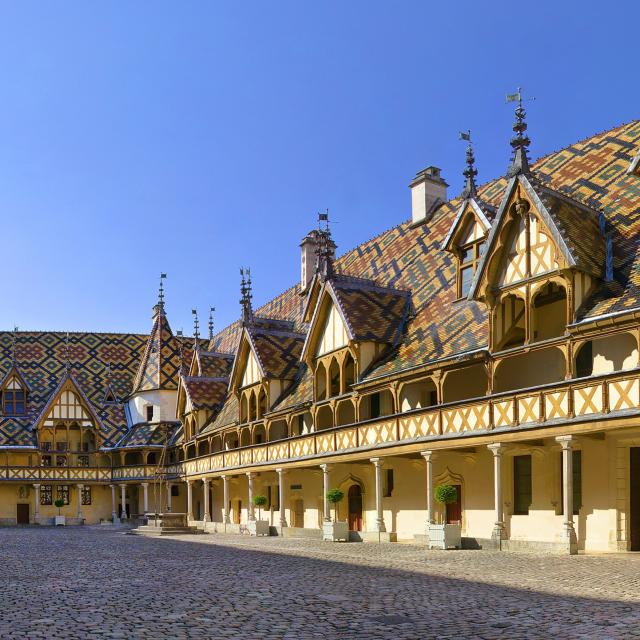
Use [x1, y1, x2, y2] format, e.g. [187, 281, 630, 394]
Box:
[457, 239, 485, 299]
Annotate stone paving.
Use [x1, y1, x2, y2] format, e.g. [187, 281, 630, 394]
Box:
[1, 527, 640, 639]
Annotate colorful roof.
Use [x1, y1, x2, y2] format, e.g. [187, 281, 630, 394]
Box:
[182, 376, 228, 411]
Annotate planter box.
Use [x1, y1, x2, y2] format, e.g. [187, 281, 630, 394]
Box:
[55, 515, 66, 527]
[248, 519, 270, 536]
[428, 523, 461, 550]
[323, 520, 349, 542]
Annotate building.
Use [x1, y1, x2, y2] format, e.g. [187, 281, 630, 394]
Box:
[1, 107, 640, 553]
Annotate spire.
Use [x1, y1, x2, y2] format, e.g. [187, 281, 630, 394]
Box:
[240, 268, 253, 325]
[459, 130, 477, 199]
[315, 210, 336, 281]
[192, 309, 200, 350]
[208, 307, 215, 340]
[155, 273, 167, 316]
[506, 88, 531, 177]
[11, 326, 18, 364]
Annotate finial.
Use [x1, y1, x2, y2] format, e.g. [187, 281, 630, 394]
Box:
[315, 210, 335, 281]
[176, 329, 184, 370]
[157, 273, 167, 314]
[506, 88, 532, 177]
[208, 307, 215, 340]
[240, 268, 253, 325]
[65, 332, 71, 372]
[192, 309, 200, 349]
[11, 326, 18, 364]
[459, 130, 477, 199]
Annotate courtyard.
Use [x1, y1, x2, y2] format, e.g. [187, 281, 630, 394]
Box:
[0, 528, 639, 639]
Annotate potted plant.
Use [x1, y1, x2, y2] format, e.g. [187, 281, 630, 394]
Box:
[428, 484, 461, 549]
[323, 488, 349, 542]
[248, 494, 270, 536]
[54, 498, 66, 526]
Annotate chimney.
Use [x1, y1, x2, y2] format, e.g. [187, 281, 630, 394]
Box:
[300, 230, 320, 292]
[409, 166, 448, 224]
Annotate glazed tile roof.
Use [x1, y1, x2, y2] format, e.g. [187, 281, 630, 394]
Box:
[196, 350, 233, 378]
[0, 330, 148, 448]
[204, 119, 640, 428]
[116, 422, 178, 448]
[182, 376, 228, 410]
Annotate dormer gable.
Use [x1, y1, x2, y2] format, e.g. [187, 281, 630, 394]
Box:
[0, 365, 30, 416]
[469, 174, 605, 302]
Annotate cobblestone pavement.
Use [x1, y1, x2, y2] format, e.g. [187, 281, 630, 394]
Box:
[1, 527, 640, 639]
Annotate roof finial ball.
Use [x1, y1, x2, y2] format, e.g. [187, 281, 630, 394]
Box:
[506, 87, 533, 177]
[459, 130, 477, 199]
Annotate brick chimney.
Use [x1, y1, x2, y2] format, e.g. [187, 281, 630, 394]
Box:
[300, 230, 320, 292]
[409, 166, 448, 224]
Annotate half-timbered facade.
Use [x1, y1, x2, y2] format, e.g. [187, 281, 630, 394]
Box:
[2, 110, 640, 553]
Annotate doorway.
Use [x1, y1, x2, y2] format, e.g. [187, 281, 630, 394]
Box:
[16, 504, 29, 525]
[348, 484, 362, 531]
[631, 448, 640, 550]
[292, 499, 304, 528]
[446, 485, 462, 525]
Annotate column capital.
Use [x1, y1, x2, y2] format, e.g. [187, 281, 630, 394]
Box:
[33, 483, 40, 488]
[140, 481, 148, 487]
[246, 471, 254, 479]
[556, 435, 574, 449]
[319, 463, 331, 472]
[488, 443, 504, 455]
[276, 467, 285, 476]
[370, 457, 383, 467]
[76, 483, 84, 488]
[420, 450, 433, 461]
[202, 477, 210, 485]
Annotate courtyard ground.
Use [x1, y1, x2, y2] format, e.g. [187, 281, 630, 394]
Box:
[1, 527, 639, 639]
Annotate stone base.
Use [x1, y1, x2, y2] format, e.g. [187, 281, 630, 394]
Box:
[248, 520, 270, 536]
[129, 513, 202, 537]
[357, 530, 397, 543]
[280, 526, 322, 539]
[500, 539, 578, 554]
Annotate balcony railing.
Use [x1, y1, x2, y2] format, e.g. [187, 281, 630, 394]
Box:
[0, 466, 113, 482]
[179, 368, 640, 477]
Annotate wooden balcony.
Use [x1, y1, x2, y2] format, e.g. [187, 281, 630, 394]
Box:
[179, 368, 640, 477]
[0, 466, 113, 482]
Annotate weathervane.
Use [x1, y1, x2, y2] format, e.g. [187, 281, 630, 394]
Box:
[315, 210, 335, 280]
[158, 273, 167, 311]
[240, 268, 253, 325]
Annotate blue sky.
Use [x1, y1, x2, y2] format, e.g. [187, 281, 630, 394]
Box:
[0, 1, 637, 335]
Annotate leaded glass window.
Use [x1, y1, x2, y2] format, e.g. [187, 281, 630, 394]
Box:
[81, 486, 92, 505]
[41, 485, 52, 505]
[56, 485, 70, 505]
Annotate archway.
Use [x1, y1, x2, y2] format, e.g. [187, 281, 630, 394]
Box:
[532, 281, 567, 342]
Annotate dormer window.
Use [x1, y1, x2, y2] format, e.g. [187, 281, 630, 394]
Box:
[458, 238, 486, 298]
[3, 376, 26, 415]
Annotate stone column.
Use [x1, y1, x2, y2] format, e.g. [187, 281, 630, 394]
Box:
[320, 464, 331, 522]
[203, 479, 211, 523]
[370, 458, 386, 532]
[110, 484, 117, 523]
[557, 436, 578, 554]
[222, 475, 230, 525]
[247, 472, 255, 521]
[186, 480, 193, 521]
[76, 484, 84, 521]
[421, 451, 434, 532]
[488, 444, 506, 541]
[277, 468, 287, 528]
[33, 484, 40, 524]
[166, 482, 172, 513]
[141, 482, 149, 515]
[120, 484, 127, 520]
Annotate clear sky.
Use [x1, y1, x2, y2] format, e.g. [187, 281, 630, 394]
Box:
[0, 1, 637, 336]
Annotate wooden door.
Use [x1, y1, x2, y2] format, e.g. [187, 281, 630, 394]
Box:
[630, 448, 640, 551]
[234, 500, 241, 524]
[16, 503, 30, 525]
[293, 499, 304, 527]
[348, 484, 362, 531]
[446, 485, 462, 525]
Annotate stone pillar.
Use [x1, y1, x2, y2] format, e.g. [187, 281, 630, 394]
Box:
[320, 464, 331, 522]
[421, 451, 434, 532]
[203, 479, 211, 523]
[277, 468, 287, 529]
[488, 444, 506, 541]
[186, 480, 193, 521]
[120, 484, 127, 520]
[222, 475, 230, 525]
[141, 482, 149, 515]
[166, 482, 172, 513]
[76, 484, 84, 521]
[247, 472, 255, 521]
[110, 484, 117, 523]
[33, 484, 40, 524]
[370, 458, 386, 532]
[557, 436, 578, 554]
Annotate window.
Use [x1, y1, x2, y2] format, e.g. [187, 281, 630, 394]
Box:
[41, 455, 52, 467]
[383, 469, 394, 497]
[81, 486, 92, 505]
[56, 455, 68, 467]
[458, 240, 485, 298]
[42, 441, 52, 452]
[513, 455, 532, 515]
[56, 485, 70, 505]
[2, 376, 26, 415]
[57, 441, 67, 452]
[78, 455, 89, 467]
[559, 450, 582, 516]
[370, 393, 381, 419]
[41, 485, 52, 505]
[146, 405, 154, 422]
[171, 485, 179, 497]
